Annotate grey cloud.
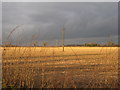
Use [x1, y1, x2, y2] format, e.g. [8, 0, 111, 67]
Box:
[2, 2, 118, 45]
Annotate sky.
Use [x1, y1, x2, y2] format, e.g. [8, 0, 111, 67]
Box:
[2, 2, 118, 46]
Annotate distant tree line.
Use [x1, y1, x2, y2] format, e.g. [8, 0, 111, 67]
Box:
[1, 41, 119, 47]
[84, 43, 100, 47]
[1, 44, 19, 47]
[66, 41, 118, 47]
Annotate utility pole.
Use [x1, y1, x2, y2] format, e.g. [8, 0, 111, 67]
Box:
[61, 26, 65, 52]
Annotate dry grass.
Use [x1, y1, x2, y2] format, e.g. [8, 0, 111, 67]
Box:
[2, 46, 118, 88]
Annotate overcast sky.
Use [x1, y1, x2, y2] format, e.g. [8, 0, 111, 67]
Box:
[2, 2, 118, 46]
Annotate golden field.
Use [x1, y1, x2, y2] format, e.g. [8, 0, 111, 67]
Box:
[1, 47, 119, 88]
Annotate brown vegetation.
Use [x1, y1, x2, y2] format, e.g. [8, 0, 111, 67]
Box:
[2, 47, 118, 88]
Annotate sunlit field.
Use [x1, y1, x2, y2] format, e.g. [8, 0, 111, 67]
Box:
[2, 47, 118, 88]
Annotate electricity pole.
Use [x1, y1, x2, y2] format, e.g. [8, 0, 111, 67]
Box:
[61, 26, 65, 52]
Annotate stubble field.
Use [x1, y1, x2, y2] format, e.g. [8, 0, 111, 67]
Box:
[1, 47, 118, 88]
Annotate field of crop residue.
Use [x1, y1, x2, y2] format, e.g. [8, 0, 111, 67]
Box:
[2, 47, 118, 88]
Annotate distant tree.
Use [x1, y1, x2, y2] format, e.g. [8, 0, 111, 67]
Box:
[43, 42, 48, 47]
[85, 43, 88, 46]
[33, 41, 38, 47]
[107, 41, 114, 46]
[103, 41, 115, 47]
[2, 44, 18, 47]
[84, 43, 100, 47]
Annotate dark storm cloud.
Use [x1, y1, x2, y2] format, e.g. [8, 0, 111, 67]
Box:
[2, 2, 118, 45]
